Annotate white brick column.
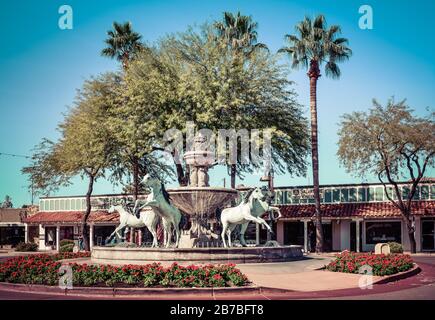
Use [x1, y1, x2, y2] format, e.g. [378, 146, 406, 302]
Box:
[56, 225, 60, 252]
[356, 219, 361, 253]
[89, 224, 94, 250]
[38, 224, 45, 250]
[24, 223, 29, 243]
[303, 220, 308, 253]
[415, 216, 421, 252]
[340, 220, 351, 251]
[138, 229, 142, 246]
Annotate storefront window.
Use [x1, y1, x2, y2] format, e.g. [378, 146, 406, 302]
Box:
[358, 188, 367, 202]
[402, 186, 410, 199]
[386, 186, 396, 200]
[332, 189, 340, 202]
[274, 191, 282, 204]
[76, 199, 81, 210]
[324, 189, 332, 203]
[282, 191, 288, 204]
[340, 188, 349, 202]
[368, 187, 375, 201]
[375, 187, 384, 201]
[349, 188, 357, 202]
[421, 185, 430, 199]
[365, 221, 401, 244]
[413, 186, 420, 200]
[431, 185, 435, 199]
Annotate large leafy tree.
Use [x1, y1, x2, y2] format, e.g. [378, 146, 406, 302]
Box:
[157, 24, 309, 186]
[337, 99, 434, 253]
[107, 49, 177, 189]
[101, 21, 146, 200]
[23, 74, 119, 250]
[279, 15, 352, 252]
[213, 11, 268, 188]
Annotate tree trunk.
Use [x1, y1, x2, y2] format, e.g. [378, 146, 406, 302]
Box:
[308, 60, 324, 253]
[405, 216, 417, 253]
[176, 163, 187, 186]
[230, 164, 237, 206]
[81, 174, 95, 251]
[132, 156, 139, 201]
[230, 164, 236, 189]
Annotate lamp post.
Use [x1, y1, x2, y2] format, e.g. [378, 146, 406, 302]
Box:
[260, 168, 274, 242]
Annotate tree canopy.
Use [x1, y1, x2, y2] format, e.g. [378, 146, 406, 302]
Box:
[150, 23, 309, 179]
[337, 98, 434, 253]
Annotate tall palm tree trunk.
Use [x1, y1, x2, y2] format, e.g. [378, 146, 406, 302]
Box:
[308, 60, 324, 253]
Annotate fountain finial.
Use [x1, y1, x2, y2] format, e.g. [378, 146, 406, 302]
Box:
[184, 132, 215, 187]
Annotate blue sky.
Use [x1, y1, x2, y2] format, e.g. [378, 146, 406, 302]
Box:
[0, 0, 434, 207]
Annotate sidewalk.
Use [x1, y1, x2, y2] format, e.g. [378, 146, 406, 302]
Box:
[236, 255, 383, 292]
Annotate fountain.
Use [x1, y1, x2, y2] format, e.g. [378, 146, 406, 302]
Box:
[167, 133, 237, 248]
[91, 133, 303, 264]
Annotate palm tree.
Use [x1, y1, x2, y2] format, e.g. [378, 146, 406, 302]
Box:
[101, 21, 144, 201]
[101, 21, 144, 70]
[214, 12, 268, 189]
[214, 11, 268, 55]
[279, 15, 351, 253]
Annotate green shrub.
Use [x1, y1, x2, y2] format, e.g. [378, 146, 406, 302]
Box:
[59, 243, 74, 253]
[60, 239, 74, 247]
[15, 242, 38, 252]
[388, 242, 403, 253]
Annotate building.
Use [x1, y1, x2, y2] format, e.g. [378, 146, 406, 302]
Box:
[24, 179, 435, 252]
[0, 208, 28, 248]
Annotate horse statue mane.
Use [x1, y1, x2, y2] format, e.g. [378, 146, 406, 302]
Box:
[242, 188, 255, 204]
[160, 183, 171, 204]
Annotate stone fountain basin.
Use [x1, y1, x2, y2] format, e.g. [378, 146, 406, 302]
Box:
[167, 187, 238, 216]
[91, 245, 304, 265]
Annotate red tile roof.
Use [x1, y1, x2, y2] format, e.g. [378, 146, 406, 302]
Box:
[24, 211, 119, 224]
[23, 200, 435, 224]
[278, 200, 435, 219]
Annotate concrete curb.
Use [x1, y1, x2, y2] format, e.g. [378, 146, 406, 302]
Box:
[0, 264, 421, 298]
[0, 282, 261, 298]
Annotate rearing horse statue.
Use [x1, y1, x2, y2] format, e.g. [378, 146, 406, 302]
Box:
[220, 187, 282, 248]
[106, 200, 160, 247]
[135, 174, 182, 248]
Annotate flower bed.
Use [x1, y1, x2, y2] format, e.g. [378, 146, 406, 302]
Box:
[326, 251, 414, 276]
[0, 253, 249, 288]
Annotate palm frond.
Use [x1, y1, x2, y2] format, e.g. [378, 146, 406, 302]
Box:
[280, 14, 351, 78]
